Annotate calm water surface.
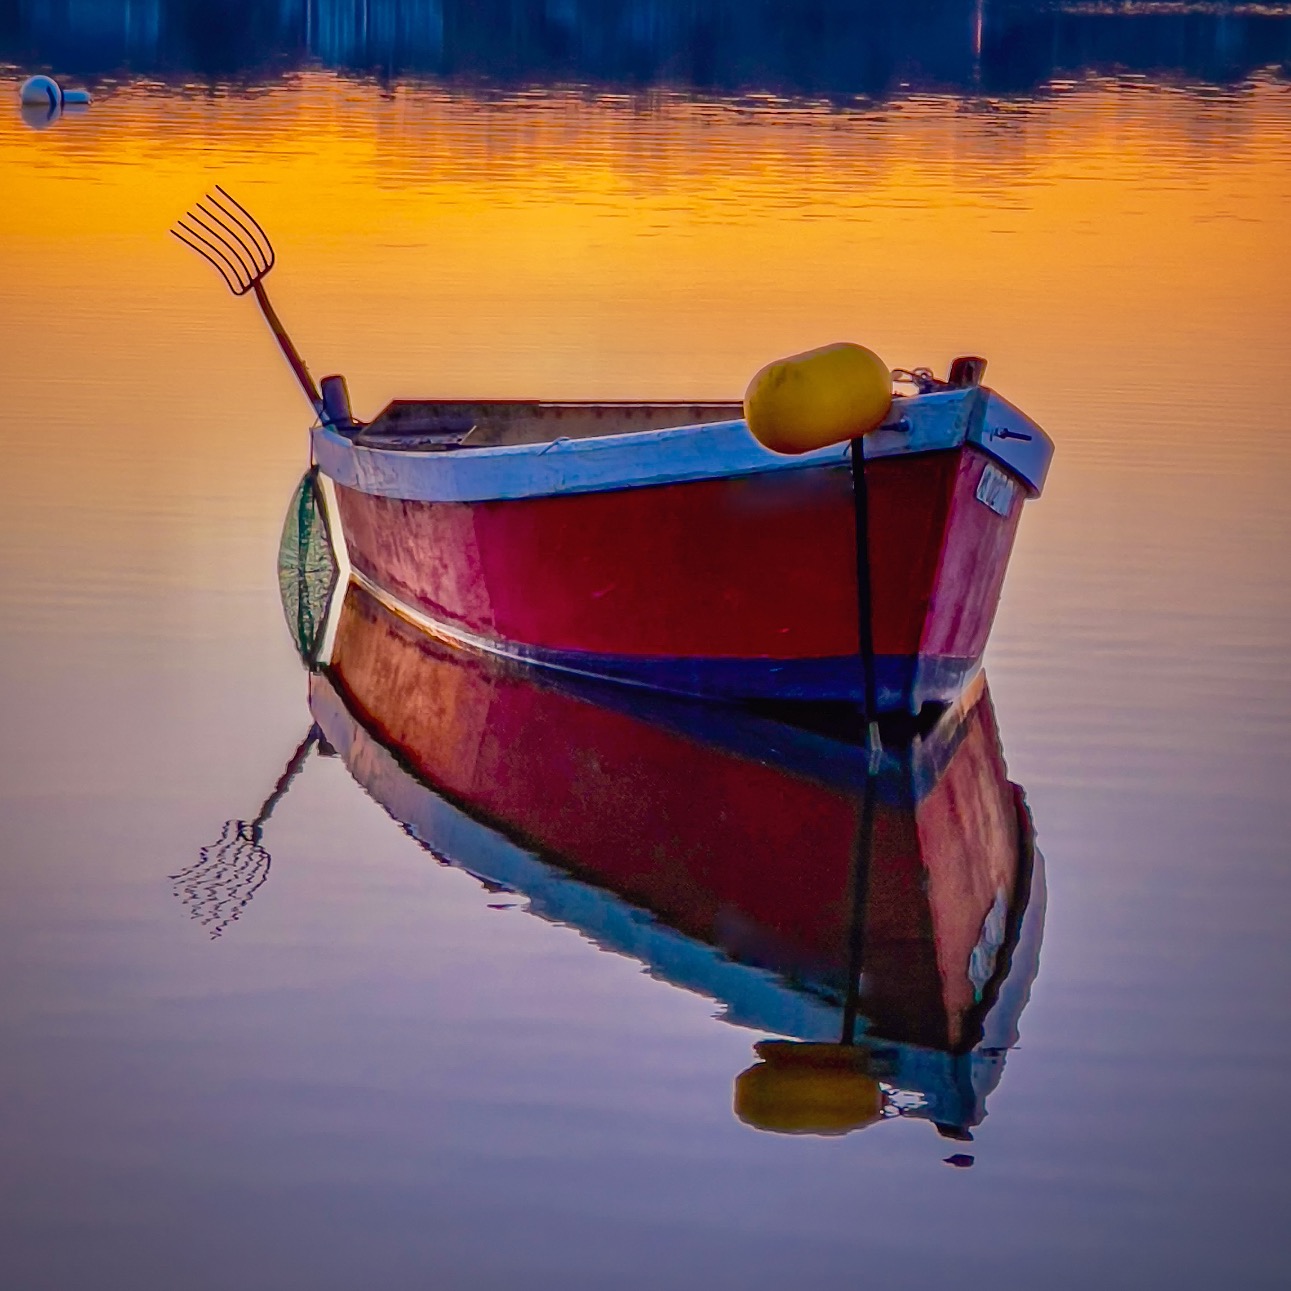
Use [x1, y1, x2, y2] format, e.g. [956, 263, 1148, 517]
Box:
[3, 30, 1291, 1291]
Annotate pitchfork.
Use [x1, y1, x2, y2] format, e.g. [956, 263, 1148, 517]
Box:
[171, 186, 328, 421]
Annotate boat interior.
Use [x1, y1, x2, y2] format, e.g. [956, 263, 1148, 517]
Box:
[351, 399, 744, 451]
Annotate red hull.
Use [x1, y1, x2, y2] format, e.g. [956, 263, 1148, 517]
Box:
[333, 444, 1024, 707]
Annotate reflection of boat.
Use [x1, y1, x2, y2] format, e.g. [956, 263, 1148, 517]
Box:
[174, 194, 1052, 714]
[286, 472, 1044, 1137]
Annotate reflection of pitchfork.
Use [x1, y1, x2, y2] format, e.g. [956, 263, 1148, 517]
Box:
[171, 727, 322, 939]
[170, 186, 331, 421]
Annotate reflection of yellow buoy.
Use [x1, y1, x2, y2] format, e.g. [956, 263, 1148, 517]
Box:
[744, 342, 892, 455]
[733, 1041, 886, 1136]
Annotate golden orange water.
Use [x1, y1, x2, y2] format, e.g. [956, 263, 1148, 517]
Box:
[5, 75, 1290, 413]
[3, 72, 1288, 783]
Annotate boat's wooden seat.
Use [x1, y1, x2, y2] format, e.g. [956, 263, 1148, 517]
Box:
[353, 400, 741, 451]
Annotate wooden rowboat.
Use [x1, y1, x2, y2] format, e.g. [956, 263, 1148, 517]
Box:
[311, 376, 1052, 711]
[175, 190, 1053, 714]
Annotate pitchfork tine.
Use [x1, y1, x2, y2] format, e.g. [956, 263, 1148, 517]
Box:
[170, 225, 232, 289]
[182, 211, 256, 290]
[178, 213, 251, 290]
[171, 223, 244, 295]
[214, 185, 275, 272]
[195, 198, 266, 278]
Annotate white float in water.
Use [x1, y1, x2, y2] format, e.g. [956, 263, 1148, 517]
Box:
[19, 75, 92, 109]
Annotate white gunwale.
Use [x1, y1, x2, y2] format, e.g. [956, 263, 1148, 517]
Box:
[312, 387, 1053, 506]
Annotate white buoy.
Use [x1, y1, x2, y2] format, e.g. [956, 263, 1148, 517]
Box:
[19, 75, 92, 109]
[20, 75, 62, 107]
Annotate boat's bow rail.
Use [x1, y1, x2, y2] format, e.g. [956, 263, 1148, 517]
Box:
[312, 385, 1052, 504]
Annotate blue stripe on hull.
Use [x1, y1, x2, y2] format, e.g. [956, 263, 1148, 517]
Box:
[350, 573, 980, 710]
[343, 581, 991, 805]
[512, 646, 981, 710]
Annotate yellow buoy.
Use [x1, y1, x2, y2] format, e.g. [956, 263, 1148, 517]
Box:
[744, 342, 893, 455]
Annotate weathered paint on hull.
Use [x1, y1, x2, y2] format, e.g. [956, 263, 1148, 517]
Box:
[323, 584, 1027, 1055]
[332, 443, 1024, 708]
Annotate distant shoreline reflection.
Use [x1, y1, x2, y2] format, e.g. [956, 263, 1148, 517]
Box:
[5, 0, 1290, 96]
[174, 472, 1046, 1146]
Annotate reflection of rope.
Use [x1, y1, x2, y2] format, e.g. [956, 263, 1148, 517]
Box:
[170, 820, 272, 940]
[171, 727, 320, 940]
